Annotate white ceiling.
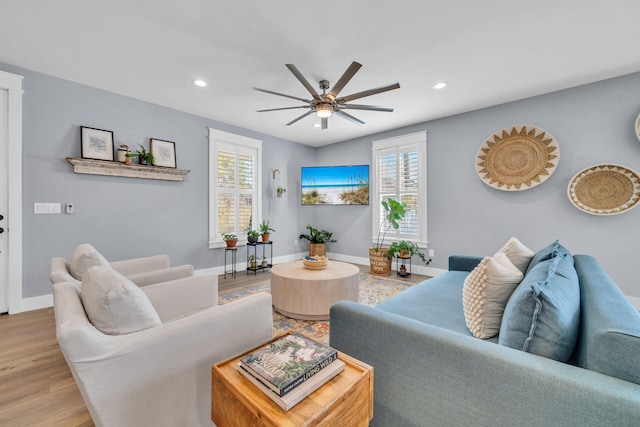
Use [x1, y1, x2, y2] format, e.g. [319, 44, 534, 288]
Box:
[2, 1, 640, 147]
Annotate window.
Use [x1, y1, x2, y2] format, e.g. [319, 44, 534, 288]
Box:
[209, 128, 262, 248]
[371, 131, 427, 246]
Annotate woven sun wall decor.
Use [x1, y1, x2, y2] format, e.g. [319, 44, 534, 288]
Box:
[568, 164, 640, 215]
[476, 125, 559, 191]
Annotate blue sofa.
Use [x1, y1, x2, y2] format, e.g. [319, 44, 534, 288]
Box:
[330, 249, 640, 427]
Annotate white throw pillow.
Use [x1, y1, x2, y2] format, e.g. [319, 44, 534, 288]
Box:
[462, 252, 524, 339]
[69, 243, 110, 280]
[496, 237, 534, 274]
[81, 266, 161, 335]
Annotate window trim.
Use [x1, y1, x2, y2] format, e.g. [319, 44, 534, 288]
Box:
[208, 128, 262, 249]
[371, 130, 428, 247]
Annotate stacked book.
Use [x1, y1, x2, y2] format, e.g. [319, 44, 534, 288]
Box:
[238, 333, 345, 411]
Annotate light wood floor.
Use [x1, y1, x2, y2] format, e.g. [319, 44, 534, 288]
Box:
[0, 263, 427, 426]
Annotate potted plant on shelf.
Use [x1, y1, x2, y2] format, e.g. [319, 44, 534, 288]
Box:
[248, 254, 257, 270]
[299, 225, 337, 257]
[261, 256, 268, 268]
[126, 144, 155, 166]
[370, 198, 406, 275]
[259, 220, 275, 242]
[276, 186, 286, 198]
[245, 229, 260, 244]
[389, 240, 430, 276]
[222, 233, 238, 248]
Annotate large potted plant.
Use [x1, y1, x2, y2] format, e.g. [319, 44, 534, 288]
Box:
[370, 198, 406, 275]
[299, 225, 336, 257]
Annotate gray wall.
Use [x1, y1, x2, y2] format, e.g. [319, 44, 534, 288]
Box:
[1, 63, 314, 299]
[4, 61, 640, 299]
[316, 72, 640, 297]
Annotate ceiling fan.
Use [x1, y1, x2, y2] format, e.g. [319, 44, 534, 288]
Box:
[253, 61, 400, 130]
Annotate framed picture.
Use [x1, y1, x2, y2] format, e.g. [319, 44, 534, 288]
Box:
[81, 126, 114, 161]
[150, 138, 177, 168]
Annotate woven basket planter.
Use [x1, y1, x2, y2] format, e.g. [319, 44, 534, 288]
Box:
[309, 243, 326, 257]
[369, 247, 391, 275]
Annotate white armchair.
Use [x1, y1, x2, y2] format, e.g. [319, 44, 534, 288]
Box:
[53, 267, 273, 427]
[50, 243, 194, 288]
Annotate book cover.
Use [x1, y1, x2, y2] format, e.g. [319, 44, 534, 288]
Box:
[238, 359, 345, 411]
[239, 333, 338, 396]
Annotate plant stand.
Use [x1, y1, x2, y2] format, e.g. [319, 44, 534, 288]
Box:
[246, 241, 273, 275]
[396, 255, 412, 278]
[224, 247, 237, 279]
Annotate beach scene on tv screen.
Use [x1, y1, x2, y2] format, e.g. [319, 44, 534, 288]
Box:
[301, 165, 369, 205]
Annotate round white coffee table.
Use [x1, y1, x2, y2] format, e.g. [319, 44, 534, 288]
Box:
[270, 260, 360, 320]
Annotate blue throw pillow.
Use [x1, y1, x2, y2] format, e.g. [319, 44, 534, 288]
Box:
[525, 240, 573, 275]
[499, 253, 580, 362]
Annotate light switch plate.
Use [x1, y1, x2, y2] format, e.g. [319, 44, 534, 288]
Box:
[34, 203, 61, 214]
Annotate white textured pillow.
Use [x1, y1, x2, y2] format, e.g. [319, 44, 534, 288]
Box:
[69, 243, 110, 280]
[496, 237, 534, 274]
[80, 266, 161, 335]
[463, 252, 524, 339]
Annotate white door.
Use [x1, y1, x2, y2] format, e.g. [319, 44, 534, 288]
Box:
[0, 88, 8, 313]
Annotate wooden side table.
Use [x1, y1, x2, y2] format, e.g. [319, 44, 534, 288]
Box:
[211, 336, 374, 427]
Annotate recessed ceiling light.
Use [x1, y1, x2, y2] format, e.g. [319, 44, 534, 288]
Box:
[433, 81, 447, 90]
[313, 123, 321, 128]
[193, 79, 207, 87]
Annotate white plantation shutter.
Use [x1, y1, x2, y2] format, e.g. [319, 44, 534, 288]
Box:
[209, 129, 262, 247]
[372, 131, 427, 244]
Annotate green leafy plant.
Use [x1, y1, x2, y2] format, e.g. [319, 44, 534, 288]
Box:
[126, 144, 155, 166]
[374, 198, 406, 251]
[389, 240, 430, 265]
[221, 233, 237, 241]
[259, 220, 275, 234]
[245, 229, 260, 240]
[298, 225, 337, 244]
[276, 186, 286, 197]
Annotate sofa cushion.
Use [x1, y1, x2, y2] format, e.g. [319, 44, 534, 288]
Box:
[80, 266, 161, 335]
[496, 237, 534, 274]
[69, 243, 110, 280]
[525, 240, 572, 275]
[463, 252, 523, 339]
[499, 253, 580, 362]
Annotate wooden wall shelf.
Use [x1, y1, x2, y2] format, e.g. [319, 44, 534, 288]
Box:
[66, 157, 190, 182]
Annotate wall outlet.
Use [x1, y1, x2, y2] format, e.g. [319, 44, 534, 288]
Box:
[66, 203, 74, 214]
[428, 249, 435, 257]
[34, 203, 61, 214]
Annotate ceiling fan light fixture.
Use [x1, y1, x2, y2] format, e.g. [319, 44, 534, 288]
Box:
[316, 104, 332, 118]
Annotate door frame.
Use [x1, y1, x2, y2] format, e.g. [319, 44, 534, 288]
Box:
[0, 70, 23, 314]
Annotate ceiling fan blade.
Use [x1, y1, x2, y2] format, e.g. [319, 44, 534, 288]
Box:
[326, 61, 362, 101]
[253, 87, 310, 103]
[335, 110, 365, 126]
[321, 117, 328, 130]
[286, 110, 314, 126]
[336, 82, 400, 103]
[285, 64, 321, 100]
[340, 104, 394, 112]
[257, 106, 310, 112]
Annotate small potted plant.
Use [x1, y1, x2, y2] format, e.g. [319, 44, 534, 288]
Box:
[261, 256, 268, 268]
[248, 254, 257, 270]
[389, 240, 430, 277]
[222, 233, 238, 248]
[245, 229, 260, 244]
[259, 220, 275, 242]
[298, 225, 337, 257]
[126, 144, 155, 166]
[276, 186, 286, 198]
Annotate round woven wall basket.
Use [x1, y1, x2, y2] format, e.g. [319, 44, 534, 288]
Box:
[635, 112, 640, 142]
[567, 164, 640, 216]
[476, 124, 559, 191]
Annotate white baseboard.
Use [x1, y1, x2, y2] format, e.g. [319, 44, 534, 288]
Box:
[21, 293, 53, 312]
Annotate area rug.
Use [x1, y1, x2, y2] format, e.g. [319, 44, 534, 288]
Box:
[219, 273, 416, 344]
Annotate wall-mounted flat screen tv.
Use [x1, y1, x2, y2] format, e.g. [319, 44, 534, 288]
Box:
[301, 165, 369, 205]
